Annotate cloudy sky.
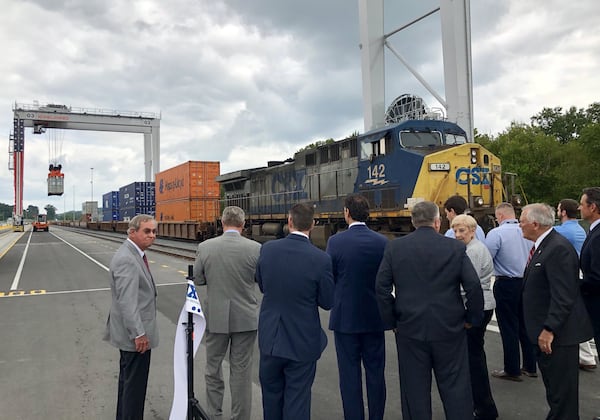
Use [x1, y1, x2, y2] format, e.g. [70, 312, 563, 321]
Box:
[0, 0, 598, 215]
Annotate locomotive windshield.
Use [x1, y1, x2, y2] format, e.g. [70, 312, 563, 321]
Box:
[399, 131, 442, 147]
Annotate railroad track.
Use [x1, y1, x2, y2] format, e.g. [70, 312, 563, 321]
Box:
[54, 226, 198, 261]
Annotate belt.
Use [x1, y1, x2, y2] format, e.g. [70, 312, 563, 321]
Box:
[495, 276, 523, 280]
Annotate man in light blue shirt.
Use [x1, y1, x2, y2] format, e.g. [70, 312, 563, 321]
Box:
[444, 195, 486, 241]
[554, 199, 586, 255]
[485, 202, 536, 381]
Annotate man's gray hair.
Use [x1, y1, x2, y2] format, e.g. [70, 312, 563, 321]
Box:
[128, 214, 155, 233]
[411, 201, 440, 228]
[522, 203, 555, 227]
[221, 206, 245, 227]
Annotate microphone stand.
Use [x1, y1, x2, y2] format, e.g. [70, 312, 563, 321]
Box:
[185, 264, 209, 420]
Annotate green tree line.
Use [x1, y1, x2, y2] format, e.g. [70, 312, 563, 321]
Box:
[476, 102, 600, 205]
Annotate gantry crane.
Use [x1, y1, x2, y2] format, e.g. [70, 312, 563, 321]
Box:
[8, 102, 161, 231]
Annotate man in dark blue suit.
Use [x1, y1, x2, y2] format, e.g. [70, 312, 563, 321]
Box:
[376, 201, 483, 420]
[326, 194, 388, 420]
[256, 203, 335, 420]
[520, 203, 592, 419]
[578, 187, 600, 420]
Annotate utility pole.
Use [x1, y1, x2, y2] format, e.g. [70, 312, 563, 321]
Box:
[90, 167, 94, 222]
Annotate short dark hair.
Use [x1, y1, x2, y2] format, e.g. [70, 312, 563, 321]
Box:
[583, 187, 600, 214]
[411, 201, 440, 228]
[289, 203, 314, 231]
[558, 199, 579, 219]
[444, 195, 468, 214]
[344, 194, 370, 222]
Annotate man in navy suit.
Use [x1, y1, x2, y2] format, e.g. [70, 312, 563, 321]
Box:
[579, 188, 600, 420]
[376, 201, 483, 420]
[520, 203, 592, 419]
[326, 194, 388, 420]
[256, 203, 335, 420]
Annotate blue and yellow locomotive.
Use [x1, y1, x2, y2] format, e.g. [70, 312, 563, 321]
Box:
[218, 119, 506, 248]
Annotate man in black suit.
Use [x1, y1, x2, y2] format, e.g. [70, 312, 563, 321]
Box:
[520, 203, 593, 420]
[256, 203, 335, 420]
[376, 201, 483, 420]
[579, 187, 600, 420]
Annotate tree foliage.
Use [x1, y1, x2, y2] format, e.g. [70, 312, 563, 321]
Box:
[478, 102, 600, 205]
[44, 204, 57, 220]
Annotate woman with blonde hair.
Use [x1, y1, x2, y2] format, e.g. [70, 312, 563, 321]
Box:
[452, 214, 498, 420]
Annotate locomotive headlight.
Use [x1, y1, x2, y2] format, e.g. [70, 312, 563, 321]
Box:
[473, 196, 484, 207]
[470, 148, 477, 164]
[511, 194, 523, 208]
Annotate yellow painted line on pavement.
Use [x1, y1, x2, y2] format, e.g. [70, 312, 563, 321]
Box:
[0, 281, 187, 298]
[0, 232, 24, 260]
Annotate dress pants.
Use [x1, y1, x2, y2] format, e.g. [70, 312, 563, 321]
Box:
[259, 353, 317, 420]
[334, 331, 386, 420]
[467, 310, 498, 420]
[493, 277, 537, 375]
[535, 344, 580, 420]
[117, 349, 151, 420]
[205, 330, 257, 420]
[395, 333, 472, 420]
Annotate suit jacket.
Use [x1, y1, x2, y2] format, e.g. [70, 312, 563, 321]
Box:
[522, 229, 592, 345]
[104, 240, 158, 352]
[375, 227, 483, 341]
[581, 223, 600, 295]
[256, 234, 335, 362]
[194, 231, 262, 333]
[326, 225, 388, 333]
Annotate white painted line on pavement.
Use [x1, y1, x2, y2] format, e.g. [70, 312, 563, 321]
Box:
[50, 231, 110, 272]
[10, 231, 32, 290]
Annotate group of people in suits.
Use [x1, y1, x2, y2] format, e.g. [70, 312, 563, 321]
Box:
[102, 186, 600, 420]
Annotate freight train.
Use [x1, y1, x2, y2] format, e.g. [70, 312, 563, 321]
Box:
[70, 119, 517, 248]
[217, 119, 510, 247]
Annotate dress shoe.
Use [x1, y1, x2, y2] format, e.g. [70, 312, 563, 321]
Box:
[520, 368, 538, 378]
[580, 363, 597, 372]
[491, 369, 523, 382]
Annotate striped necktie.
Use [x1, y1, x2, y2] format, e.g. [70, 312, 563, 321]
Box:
[527, 246, 535, 266]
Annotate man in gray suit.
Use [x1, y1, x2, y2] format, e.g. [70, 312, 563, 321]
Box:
[104, 214, 158, 420]
[194, 206, 262, 420]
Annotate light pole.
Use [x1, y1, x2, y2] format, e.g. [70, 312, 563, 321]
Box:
[72, 185, 75, 223]
[90, 167, 94, 222]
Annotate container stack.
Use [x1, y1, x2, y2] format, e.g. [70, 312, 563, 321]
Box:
[102, 191, 119, 221]
[119, 182, 155, 221]
[155, 161, 220, 223]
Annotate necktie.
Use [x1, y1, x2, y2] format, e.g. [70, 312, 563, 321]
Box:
[143, 254, 151, 272]
[527, 246, 535, 265]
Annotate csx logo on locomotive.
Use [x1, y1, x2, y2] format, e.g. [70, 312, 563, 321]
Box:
[455, 167, 490, 185]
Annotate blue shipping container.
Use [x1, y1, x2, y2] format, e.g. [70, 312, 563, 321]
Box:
[102, 209, 119, 222]
[119, 182, 155, 209]
[102, 191, 119, 210]
[119, 206, 156, 221]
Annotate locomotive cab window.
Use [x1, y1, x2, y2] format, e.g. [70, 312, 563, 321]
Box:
[446, 133, 468, 145]
[400, 131, 442, 148]
[361, 133, 393, 159]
